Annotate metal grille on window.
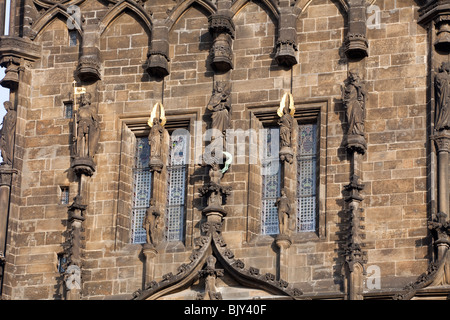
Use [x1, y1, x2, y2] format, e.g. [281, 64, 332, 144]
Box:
[261, 127, 281, 235]
[297, 123, 317, 232]
[131, 137, 152, 244]
[166, 131, 188, 242]
[64, 102, 73, 119]
[69, 30, 78, 46]
[60, 186, 69, 205]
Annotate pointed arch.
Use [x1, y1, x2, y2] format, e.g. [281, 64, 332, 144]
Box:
[231, 0, 280, 21]
[166, 0, 217, 32]
[98, 0, 153, 36]
[30, 4, 83, 40]
[32, 0, 89, 10]
[295, 0, 349, 14]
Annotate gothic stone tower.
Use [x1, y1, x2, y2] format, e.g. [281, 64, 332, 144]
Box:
[0, 0, 449, 300]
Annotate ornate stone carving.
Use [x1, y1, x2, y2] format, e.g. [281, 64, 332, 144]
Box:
[142, 199, 163, 247]
[146, 26, 170, 78]
[208, 13, 235, 72]
[207, 81, 232, 139]
[0, 57, 20, 89]
[0, 101, 16, 166]
[199, 162, 231, 216]
[275, 188, 291, 236]
[76, 53, 101, 82]
[275, 7, 298, 68]
[435, 15, 450, 51]
[0, 36, 41, 88]
[0, 165, 17, 187]
[146, 51, 170, 78]
[277, 92, 295, 164]
[71, 93, 100, 176]
[342, 71, 367, 154]
[435, 62, 450, 131]
[197, 255, 224, 300]
[147, 102, 166, 172]
[344, 0, 369, 59]
[428, 212, 450, 251]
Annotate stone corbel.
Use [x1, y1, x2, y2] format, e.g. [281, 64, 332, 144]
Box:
[76, 25, 101, 82]
[418, 1, 450, 52]
[0, 36, 41, 89]
[208, 11, 235, 72]
[275, 6, 300, 68]
[344, 0, 369, 59]
[146, 24, 170, 78]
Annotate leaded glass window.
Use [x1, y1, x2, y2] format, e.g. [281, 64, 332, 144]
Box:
[297, 123, 317, 232]
[131, 137, 152, 244]
[165, 131, 189, 242]
[261, 127, 281, 235]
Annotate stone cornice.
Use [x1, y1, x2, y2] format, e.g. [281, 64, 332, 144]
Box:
[0, 36, 41, 62]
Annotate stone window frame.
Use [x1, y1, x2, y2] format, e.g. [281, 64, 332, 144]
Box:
[115, 111, 200, 252]
[246, 100, 327, 245]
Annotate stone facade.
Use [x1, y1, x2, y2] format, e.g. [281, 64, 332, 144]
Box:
[0, 0, 449, 300]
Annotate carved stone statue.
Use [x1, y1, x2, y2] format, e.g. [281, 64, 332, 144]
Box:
[197, 255, 224, 300]
[435, 62, 450, 131]
[148, 102, 166, 172]
[143, 199, 163, 247]
[278, 92, 295, 164]
[74, 93, 100, 160]
[207, 81, 231, 138]
[279, 100, 294, 148]
[0, 101, 16, 165]
[342, 71, 367, 137]
[275, 188, 291, 235]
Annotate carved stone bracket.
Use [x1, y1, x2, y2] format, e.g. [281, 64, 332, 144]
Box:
[275, 7, 299, 68]
[419, 1, 450, 52]
[146, 25, 170, 78]
[344, 0, 369, 59]
[0, 36, 41, 89]
[0, 165, 17, 187]
[76, 50, 101, 82]
[208, 12, 235, 72]
[432, 131, 450, 153]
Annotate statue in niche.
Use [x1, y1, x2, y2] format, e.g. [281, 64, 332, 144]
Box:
[342, 71, 367, 137]
[143, 199, 163, 247]
[74, 93, 100, 160]
[278, 92, 296, 164]
[0, 101, 16, 165]
[435, 62, 450, 131]
[207, 81, 231, 139]
[147, 102, 166, 172]
[275, 188, 291, 235]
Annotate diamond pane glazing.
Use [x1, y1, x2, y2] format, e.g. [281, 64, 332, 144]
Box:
[261, 127, 280, 235]
[166, 132, 188, 242]
[297, 124, 317, 232]
[131, 137, 152, 244]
